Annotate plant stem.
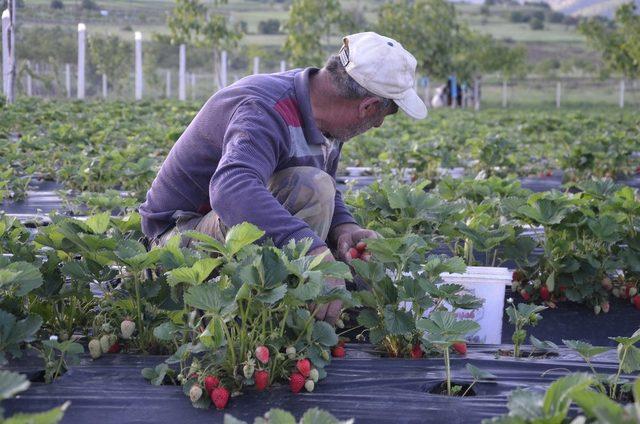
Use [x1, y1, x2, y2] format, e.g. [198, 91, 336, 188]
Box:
[444, 345, 451, 396]
[610, 346, 628, 399]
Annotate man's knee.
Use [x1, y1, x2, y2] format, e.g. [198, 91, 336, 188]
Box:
[270, 166, 335, 205]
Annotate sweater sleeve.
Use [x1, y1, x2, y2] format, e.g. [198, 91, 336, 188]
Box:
[325, 142, 358, 232]
[209, 100, 326, 251]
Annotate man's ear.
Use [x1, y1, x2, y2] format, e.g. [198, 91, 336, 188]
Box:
[358, 97, 381, 119]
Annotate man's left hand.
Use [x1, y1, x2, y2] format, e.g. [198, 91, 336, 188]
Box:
[330, 223, 379, 262]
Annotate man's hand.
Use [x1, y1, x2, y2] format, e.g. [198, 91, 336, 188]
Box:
[329, 223, 379, 262]
[308, 246, 344, 325]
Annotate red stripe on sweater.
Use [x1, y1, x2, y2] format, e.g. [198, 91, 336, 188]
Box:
[274, 97, 302, 127]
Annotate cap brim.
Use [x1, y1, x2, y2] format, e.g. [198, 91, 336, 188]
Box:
[394, 88, 428, 120]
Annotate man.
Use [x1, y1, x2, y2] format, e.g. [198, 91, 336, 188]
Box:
[140, 31, 428, 324]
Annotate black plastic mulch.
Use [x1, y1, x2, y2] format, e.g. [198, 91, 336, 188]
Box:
[2, 343, 633, 424]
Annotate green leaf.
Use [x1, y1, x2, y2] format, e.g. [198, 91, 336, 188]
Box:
[0, 261, 43, 296]
[153, 322, 180, 341]
[166, 257, 223, 287]
[184, 284, 236, 316]
[312, 321, 338, 347]
[223, 415, 248, 424]
[356, 309, 379, 329]
[85, 212, 111, 234]
[618, 345, 640, 374]
[351, 260, 385, 283]
[382, 306, 414, 335]
[417, 310, 480, 344]
[183, 231, 227, 255]
[466, 363, 496, 381]
[571, 389, 625, 422]
[261, 248, 289, 289]
[199, 316, 226, 350]
[529, 336, 558, 352]
[141, 363, 168, 386]
[0, 370, 30, 400]
[562, 339, 611, 359]
[542, 373, 593, 418]
[225, 222, 264, 256]
[4, 402, 69, 424]
[255, 285, 287, 304]
[263, 409, 296, 424]
[506, 389, 544, 420]
[300, 407, 347, 424]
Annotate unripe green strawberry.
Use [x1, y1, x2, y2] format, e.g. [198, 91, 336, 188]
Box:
[304, 379, 315, 392]
[594, 305, 601, 315]
[309, 368, 319, 383]
[99, 335, 112, 353]
[321, 350, 330, 361]
[243, 362, 255, 379]
[189, 384, 203, 403]
[335, 319, 344, 329]
[286, 346, 296, 360]
[120, 319, 136, 339]
[101, 323, 113, 334]
[612, 288, 621, 298]
[88, 339, 102, 359]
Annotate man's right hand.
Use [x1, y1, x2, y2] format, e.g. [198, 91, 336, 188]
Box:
[308, 246, 345, 325]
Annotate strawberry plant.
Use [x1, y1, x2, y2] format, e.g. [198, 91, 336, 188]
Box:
[0, 370, 69, 423]
[417, 310, 481, 396]
[225, 407, 353, 424]
[143, 223, 352, 409]
[352, 233, 482, 357]
[564, 328, 640, 402]
[505, 300, 547, 358]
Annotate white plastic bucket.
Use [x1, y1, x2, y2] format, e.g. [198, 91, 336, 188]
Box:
[439, 266, 511, 344]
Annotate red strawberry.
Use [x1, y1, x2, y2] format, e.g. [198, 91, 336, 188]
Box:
[296, 359, 311, 377]
[540, 286, 550, 301]
[204, 375, 220, 394]
[337, 339, 346, 347]
[254, 370, 269, 391]
[520, 289, 531, 301]
[255, 346, 269, 364]
[512, 270, 523, 282]
[331, 346, 345, 358]
[546, 170, 552, 177]
[633, 295, 640, 311]
[108, 343, 121, 353]
[452, 342, 467, 355]
[348, 247, 360, 260]
[410, 344, 423, 359]
[210, 387, 230, 410]
[356, 242, 367, 253]
[289, 372, 305, 394]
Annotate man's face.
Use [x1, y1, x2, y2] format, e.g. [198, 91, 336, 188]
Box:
[331, 99, 398, 142]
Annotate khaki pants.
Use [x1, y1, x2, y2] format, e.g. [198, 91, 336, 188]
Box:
[154, 166, 336, 247]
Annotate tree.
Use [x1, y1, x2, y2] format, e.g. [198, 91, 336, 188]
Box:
[283, 0, 352, 68]
[530, 17, 544, 30]
[376, 0, 460, 79]
[88, 34, 132, 94]
[453, 30, 527, 81]
[81, 0, 99, 11]
[579, 2, 640, 79]
[50, 0, 64, 9]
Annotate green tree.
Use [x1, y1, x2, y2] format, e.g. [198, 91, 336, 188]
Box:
[258, 19, 280, 35]
[453, 30, 527, 81]
[579, 2, 640, 79]
[375, 0, 460, 79]
[284, 0, 352, 68]
[88, 34, 132, 94]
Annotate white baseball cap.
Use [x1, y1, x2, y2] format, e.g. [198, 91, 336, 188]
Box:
[339, 32, 427, 120]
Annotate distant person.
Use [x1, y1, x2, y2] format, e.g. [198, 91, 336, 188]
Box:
[139, 32, 428, 324]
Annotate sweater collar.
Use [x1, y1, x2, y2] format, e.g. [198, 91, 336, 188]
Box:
[294, 67, 326, 145]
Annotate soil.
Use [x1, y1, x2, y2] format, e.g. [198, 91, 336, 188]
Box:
[497, 349, 559, 359]
[425, 381, 477, 397]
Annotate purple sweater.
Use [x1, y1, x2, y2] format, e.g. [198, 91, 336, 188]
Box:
[139, 68, 356, 250]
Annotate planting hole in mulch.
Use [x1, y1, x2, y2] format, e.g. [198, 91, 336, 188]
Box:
[497, 349, 559, 359]
[424, 381, 477, 397]
[605, 384, 635, 404]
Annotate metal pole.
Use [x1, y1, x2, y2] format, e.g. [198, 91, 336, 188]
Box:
[556, 81, 561, 109]
[134, 31, 143, 100]
[9, 0, 15, 102]
[190, 73, 195, 100]
[178, 44, 186, 101]
[220, 50, 227, 88]
[77, 23, 86, 99]
[102, 73, 107, 98]
[65, 63, 71, 98]
[253, 56, 260, 75]
[619, 79, 625, 108]
[280, 60, 286, 73]
[2, 9, 11, 100]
